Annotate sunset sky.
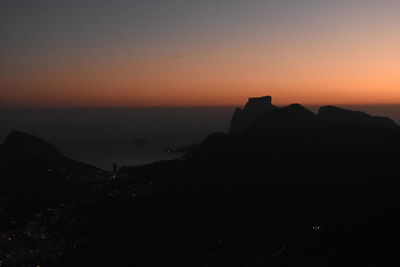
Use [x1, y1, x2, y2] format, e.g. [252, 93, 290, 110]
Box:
[1, 0, 400, 107]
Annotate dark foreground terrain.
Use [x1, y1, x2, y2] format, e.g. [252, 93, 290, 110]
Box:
[2, 96, 400, 266]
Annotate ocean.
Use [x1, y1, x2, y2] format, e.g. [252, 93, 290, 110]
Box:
[1, 105, 400, 170]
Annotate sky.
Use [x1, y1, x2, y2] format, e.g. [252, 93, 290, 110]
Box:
[1, 0, 400, 107]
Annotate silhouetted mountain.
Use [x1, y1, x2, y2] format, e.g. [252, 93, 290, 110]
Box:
[319, 105, 397, 127]
[0, 130, 96, 170]
[91, 97, 400, 266]
[229, 95, 277, 134]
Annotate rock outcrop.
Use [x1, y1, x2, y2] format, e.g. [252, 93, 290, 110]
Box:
[229, 96, 277, 134]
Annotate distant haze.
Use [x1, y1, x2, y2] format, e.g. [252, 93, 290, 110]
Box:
[1, 105, 400, 170]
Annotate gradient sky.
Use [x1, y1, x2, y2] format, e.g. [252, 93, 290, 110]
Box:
[1, 0, 400, 107]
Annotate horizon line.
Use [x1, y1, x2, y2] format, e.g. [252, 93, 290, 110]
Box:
[2, 102, 400, 109]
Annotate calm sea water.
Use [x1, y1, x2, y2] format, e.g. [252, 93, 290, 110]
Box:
[1, 105, 400, 170]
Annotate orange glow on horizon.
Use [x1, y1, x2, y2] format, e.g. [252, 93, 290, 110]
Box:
[2, 1, 400, 107]
[2, 12, 400, 108]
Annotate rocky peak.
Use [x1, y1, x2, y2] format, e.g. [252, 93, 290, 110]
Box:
[229, 96, 277, 134]
[243, 96, 273, 111]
